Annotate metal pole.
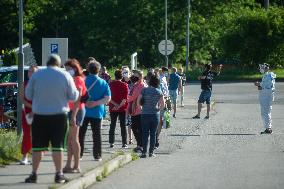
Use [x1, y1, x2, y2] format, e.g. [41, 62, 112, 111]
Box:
[264, 0, 269, 9]
[17, 0, 24, 136]
[185, 0, 190, 73]
[165, 0, 168, 68]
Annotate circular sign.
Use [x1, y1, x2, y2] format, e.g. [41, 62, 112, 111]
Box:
[158, 40, 174, 55]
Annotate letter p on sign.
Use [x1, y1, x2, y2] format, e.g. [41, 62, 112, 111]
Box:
[51, 44, 58, 54]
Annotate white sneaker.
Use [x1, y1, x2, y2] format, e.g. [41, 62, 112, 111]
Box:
[20, 159, 30, 165]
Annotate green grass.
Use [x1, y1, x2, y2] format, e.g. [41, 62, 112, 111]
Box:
[0, 130, 21, 166]
[186, 67, 284, 81]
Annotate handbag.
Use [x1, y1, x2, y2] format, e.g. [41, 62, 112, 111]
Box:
[80, 79, 98, 103]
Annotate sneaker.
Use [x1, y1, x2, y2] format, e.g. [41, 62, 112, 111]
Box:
[20, 159, 30, 165]
[140, 153, 147, 158]
[55, 173, 69, 183]
[94, 156, 102, 161]
[154, 142, 159, 150]
[173, 114, 176, 118]
[261, 128, 273, 134]
[122, 144, 128, 149]
[149, 153, 156, 158]
[110, 144, 114, 148]
[133, 147, 142, 153]
[25, 173, 37, 183]
[204, 116, 210, 119]
[192, 115, 200, 119]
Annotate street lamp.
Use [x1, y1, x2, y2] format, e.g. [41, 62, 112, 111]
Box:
[185, 0, 191, 73]
[264, 0, 269, 9]
[17, 0, 24, 135]
[165, 0, 168, 68]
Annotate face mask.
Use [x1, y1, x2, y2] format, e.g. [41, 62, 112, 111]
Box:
[130, 76, 139, 83]
[122, 72, 129, 78]
[68, 69, 75, 77]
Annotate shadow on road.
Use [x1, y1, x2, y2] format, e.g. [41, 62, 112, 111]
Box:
[170, 134, 200, 137]
[208, 134, 256, 136]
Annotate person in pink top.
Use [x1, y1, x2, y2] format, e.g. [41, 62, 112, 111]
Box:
[127, 70, 146, 152]
[63, 59, 86, 173]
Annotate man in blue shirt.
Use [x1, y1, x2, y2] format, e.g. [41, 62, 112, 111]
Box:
[168, 67, 182, 118]
[79, 60, 111, 161]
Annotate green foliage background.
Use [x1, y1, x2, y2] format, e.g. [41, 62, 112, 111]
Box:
[0, 0, 283, 68]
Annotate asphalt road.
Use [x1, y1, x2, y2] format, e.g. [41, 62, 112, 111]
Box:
[90, 82, 284, 189]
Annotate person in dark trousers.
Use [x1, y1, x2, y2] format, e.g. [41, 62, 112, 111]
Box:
[138, 75, 165, 158]
[193, 63, 222, 119]
[122, 66, 134, 144]
[109, 69, 129, 148]
[79, 60, 111, 161]
[24, 54, 79, 183]
[127, 70, 146, 152]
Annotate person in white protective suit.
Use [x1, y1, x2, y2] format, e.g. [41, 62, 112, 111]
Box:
[254, 63, 276, 134]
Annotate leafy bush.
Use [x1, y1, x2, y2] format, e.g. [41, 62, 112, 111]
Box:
[0, 130, 21, 166]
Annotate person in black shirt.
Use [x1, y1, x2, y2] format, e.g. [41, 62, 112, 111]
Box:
[193, 64, 222, 119]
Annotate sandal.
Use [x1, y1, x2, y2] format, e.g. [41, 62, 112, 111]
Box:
[72, 168, 81, 173]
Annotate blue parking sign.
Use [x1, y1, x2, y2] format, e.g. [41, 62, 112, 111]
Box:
[51, 44, 58, 53]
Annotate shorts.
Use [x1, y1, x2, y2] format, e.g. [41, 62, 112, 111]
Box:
[198, 90, 212, 104]
[68, 107, 86, 126]
[32, 114, 68, 152]
[169, 90, 178, 105]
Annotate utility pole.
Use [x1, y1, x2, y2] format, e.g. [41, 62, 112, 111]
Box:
[185, 0, 191, 73]
[165, 0, 168, 68]
[264, 0, 269, 9]
[17, 0, 24, 136]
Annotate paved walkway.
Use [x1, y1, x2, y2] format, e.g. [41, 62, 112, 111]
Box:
[0, 118, 136, 189]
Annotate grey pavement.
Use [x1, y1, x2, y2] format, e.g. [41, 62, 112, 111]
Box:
[0, 118, 136, 189]
[91, 83, 284, 189]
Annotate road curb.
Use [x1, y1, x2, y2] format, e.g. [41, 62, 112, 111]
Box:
[55, 153, 133, 189]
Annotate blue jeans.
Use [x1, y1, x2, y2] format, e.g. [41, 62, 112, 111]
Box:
[141, 114, 160, 154]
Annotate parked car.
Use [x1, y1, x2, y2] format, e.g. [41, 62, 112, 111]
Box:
[0, 66, 45, 129]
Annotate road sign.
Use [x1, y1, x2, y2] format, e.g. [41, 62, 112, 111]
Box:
[158, 40, 174, 55]
[51, 44, 59, 54]
[42, 38, 68, 66]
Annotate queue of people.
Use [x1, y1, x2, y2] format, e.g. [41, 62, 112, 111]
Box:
[21, 54, 185, 184]
[20, 53, 276, 185]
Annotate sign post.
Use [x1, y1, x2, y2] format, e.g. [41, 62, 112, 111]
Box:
[17, 0, 24, 136]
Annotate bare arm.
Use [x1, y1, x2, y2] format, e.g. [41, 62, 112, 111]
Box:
[158, 95, 165, 110]
[20, 83, 32, 109]
[85, 96, 111, 108]
[178, 79, 182, 93]
[198, 75, 206, 80]
[71, 88, 82, 127]
[109, 100, 119, 107]
[137, 95, 142, 107]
